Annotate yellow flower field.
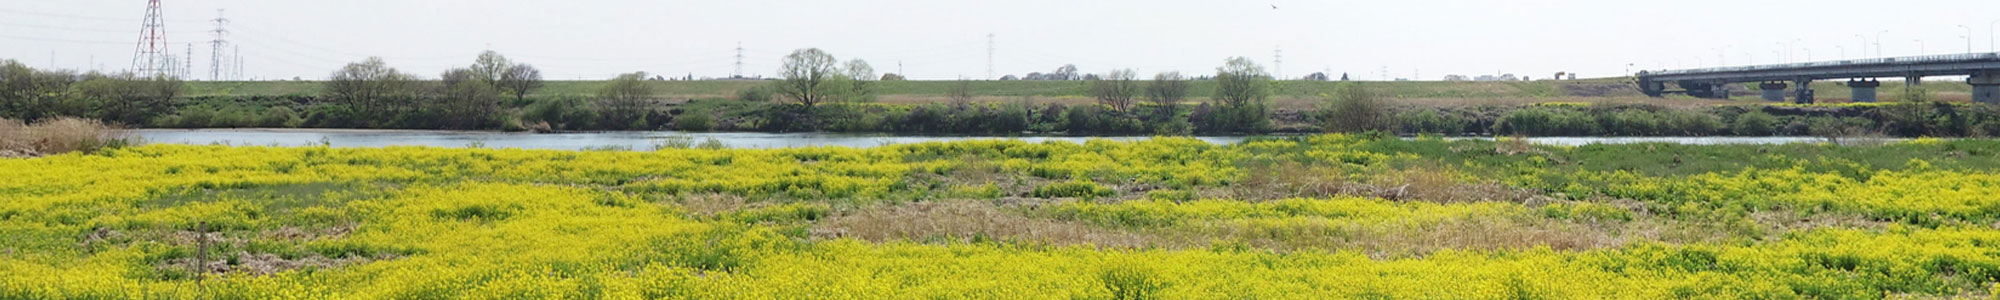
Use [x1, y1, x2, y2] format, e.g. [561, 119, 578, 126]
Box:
[4, 136, 2000, 299]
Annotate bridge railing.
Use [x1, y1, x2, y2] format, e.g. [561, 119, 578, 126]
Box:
[1647, 52, 2000, 76]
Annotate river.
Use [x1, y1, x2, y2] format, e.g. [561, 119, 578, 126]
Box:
[132, 129, 1871, 150]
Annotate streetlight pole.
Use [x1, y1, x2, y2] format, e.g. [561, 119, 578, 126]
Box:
[1876, 30, 1889, 58]
[1854, 34, 1869, 58]
[1990, 20, 1998, 52]
[1838, 45, 1847, 60]
[1803, 48, 1812, 62]
[1742, 51, 1754, 65]
[1961, 25, 1975, 53]
[1775, 42, 1788, 63]
[1915, 39, 1925, 55]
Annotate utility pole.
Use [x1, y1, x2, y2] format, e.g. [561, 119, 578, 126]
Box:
[233, 45, 242, 80]
[733, 42, 743, 79]
[130, 0, 169, 75]
[210, 9, 229, 81]
[986, 33, 995, 80]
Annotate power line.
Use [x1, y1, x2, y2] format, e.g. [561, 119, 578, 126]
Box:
[0, 8, 202, 23]
[0, 33, 131, 45]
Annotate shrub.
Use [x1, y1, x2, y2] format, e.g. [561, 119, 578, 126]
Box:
[1396, 108, 1467, 135]
[676, 109, 715, 131]
[523, 96, 599, 130]
[1323, 84, 1389, 132]
[258, 106, 301, 128]
[1731, 110, 1778, 136]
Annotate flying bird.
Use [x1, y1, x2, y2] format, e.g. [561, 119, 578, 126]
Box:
[1271, 4, 1279, 9]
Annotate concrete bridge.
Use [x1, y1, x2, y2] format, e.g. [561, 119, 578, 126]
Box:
[1637, 53, 2000, 104]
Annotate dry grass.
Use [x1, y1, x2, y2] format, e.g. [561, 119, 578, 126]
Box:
[672, 193, 754, 217]
[1216, 162, 1535, 204]
[1199, 217, 1625, 258]
[812, 201, 1173, 249]
[0, 117, 131, 157]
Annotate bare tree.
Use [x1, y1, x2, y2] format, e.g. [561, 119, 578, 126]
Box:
[597, 72, 655, 128]
[1090, 69, 1141, 112]
[949, 79, 975, 107]
[1212, 57, 1270, 108]
[471, 51, 511, 84]
[1324, 83, 1387, 132]
[774, 48, 842, 108]
[497, 64, 543, 101]
[1145, 72, 1189, 121]
[326, 57, 418, 117]
[843, 59, 874, 102]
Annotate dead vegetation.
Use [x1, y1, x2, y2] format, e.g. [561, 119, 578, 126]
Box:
[812, 201, 1171, 249]
[1212, 162, 1539, 204]
[0, 117, 132, 158]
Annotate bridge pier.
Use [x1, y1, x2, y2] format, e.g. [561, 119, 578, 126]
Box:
[1759, 82, 1788, 102]
[1848, 79, 1880, 103]
[1792, 79, 1815, 104]
[1972, 71, 2000, 105]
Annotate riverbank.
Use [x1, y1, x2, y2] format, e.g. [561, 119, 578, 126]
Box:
[143, 96, 2000, 138]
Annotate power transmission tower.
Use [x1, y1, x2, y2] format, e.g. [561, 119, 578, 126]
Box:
[733, 42, 743, 79]
[1273, 46, 1284, 80]
[986, 33, 995, 80]
[183, 43, 194, 79]
[209, 9, 229, 81]
[130, 0, 170, 75]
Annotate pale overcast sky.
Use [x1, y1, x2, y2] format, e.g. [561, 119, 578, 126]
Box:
[3, 0, 1997, 81]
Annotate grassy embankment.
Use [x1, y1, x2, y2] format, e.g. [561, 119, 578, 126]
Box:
[5, 135, 2000, 298]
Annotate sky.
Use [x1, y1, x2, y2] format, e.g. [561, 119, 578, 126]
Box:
[2, 0, 1998, 81]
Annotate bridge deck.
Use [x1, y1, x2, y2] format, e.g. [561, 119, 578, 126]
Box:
[1640, 53, 2000, 83]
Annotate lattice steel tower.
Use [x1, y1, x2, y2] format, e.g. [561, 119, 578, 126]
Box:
[130, 0, 170, 75]
[210, 9, 229, 81]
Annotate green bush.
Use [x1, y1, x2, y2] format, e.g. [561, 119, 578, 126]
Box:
[675, 109, 715, 131]
[1395, 108, 1468, 135]
[522, 96, 598, 130]
[258, 106, 301, 128]
[1731, 110, 1778, 136]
